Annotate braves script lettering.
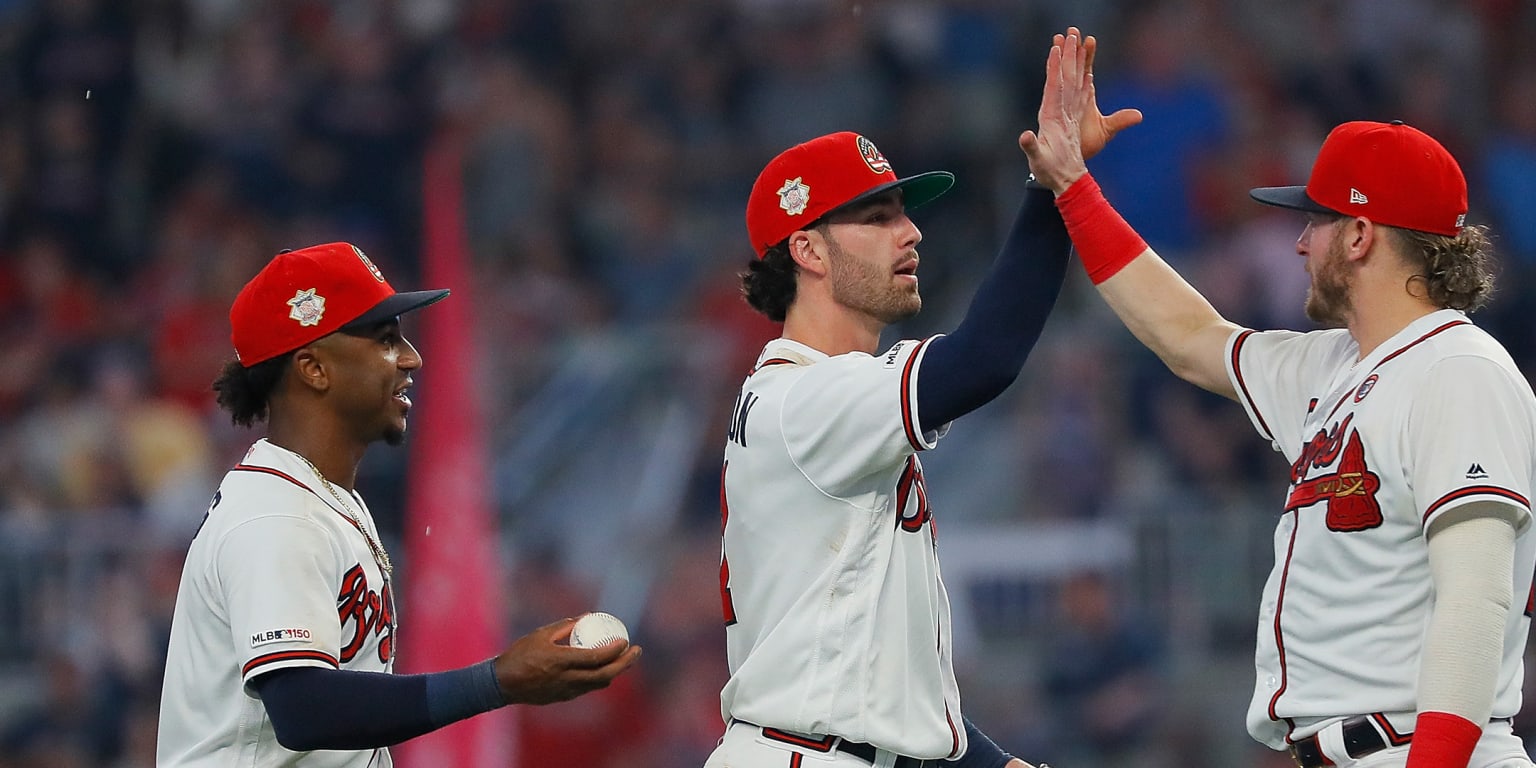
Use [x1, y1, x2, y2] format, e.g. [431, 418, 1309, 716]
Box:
[336, 564, 395, 663]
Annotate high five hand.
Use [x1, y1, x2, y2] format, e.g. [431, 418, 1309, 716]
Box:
[1020, 27, 1142, 193]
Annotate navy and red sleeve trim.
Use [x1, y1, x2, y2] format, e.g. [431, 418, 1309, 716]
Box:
[1422, 486, 1531, 527]
[244, 649, 339, 677]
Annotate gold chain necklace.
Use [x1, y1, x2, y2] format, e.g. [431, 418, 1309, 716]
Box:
[289, 450, 394, 578]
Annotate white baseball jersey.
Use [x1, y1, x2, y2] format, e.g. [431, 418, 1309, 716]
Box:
[158, 439, 397, 768]
[1227, 309, 1536, 750]
[716, 336, 965, 761]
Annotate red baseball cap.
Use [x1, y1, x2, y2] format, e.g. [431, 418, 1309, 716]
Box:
[1250, 120, 1467, 236]
[745, 131, 954, 257]
[230, 242, 449, 366]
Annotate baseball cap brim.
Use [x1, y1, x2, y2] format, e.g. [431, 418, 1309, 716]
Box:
[831, 171, 956, 217]
[1249, 185, 1338, 214]
[341, 288, 451, 331]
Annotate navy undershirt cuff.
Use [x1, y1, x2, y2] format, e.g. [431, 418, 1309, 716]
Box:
[425, 659, 506, 727]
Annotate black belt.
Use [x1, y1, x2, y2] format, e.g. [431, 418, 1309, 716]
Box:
[838, 738, 939, 768]
[745, 721, 940, 768]
[1289, 715, 1401, 768]
[1288, 713, 1513, 767]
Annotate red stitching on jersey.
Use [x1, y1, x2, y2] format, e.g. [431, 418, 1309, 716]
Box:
[788, 753, 803, 768]
[1316, 320, 1472, 428]
[1377, 320, 1469, 367]
[1231, 330, 1274, 442]
[242, 649, 338, 676]
[1268, 521, 1301, 723]
[232, 464, 368, 538]
[1422, 485, 1531, 527]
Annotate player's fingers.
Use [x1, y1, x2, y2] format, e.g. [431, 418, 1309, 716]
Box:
[1084, 32, 1098, 74]
[564, 645, 643, 692]
[560, 638, 632, 667]
[1040, 43, 1063, 113]
[534, 617, 578, 642]
[1018, 130, 1040, 154]
[1061, 30, 1080, 88]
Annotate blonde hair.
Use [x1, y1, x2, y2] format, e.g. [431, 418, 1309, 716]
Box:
[1393, 223, 1496, 312]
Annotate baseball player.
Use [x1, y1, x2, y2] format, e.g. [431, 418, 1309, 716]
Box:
[157, 243, 641, 767]
[706, 32, 1139, 768]
[1023, 28, 1536, 768]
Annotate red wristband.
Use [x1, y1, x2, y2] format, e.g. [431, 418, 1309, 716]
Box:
[1055, 172, 1149, 285]
[1405, 711, 1481, 768]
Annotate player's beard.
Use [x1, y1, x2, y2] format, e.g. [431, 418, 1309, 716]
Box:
[824, 232, 921, 324]
[1304, 228, 1352, 327]
[383, 423, 407, 447]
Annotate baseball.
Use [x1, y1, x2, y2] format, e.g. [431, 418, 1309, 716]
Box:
[570, 612, 629, 648]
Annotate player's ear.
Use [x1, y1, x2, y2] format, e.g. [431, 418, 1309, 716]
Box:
[290, 345, 332, 393]
[788, 230, 829, 277]
[1344, 216, 1374, 261]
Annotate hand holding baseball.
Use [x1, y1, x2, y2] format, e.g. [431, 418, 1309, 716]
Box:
[570, 611, 630, 649]
[491, 616, 641, 705]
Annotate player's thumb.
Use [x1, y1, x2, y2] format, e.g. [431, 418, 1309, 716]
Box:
[1106, 108, 1144, 135]
[1018, 130, 1042, 155]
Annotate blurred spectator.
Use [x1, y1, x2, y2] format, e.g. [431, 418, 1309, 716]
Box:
[1041, 571, 1168, 768]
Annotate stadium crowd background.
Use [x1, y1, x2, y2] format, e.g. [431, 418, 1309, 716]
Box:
[1, 0, 1536, 766]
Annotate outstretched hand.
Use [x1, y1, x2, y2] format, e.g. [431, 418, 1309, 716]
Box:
[1020, 27, 1142, 193]
[492, 617, 642, 705]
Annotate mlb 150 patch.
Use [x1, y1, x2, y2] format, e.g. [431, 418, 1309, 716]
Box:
[251, 628, 314, 647]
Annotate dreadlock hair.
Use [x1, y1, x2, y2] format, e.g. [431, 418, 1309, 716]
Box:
[741, 240, 800, 322]
[212, 353, 291, 428]
[1392, 223, 1496, 312]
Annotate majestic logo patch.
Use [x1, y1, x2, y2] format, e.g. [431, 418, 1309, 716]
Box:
[287, 288, 326, 327]
[777, 177, 810, 216]
[857, 135, 892, 174]
[1467, 463, 1489, 479]
[1354, 374, 1378, 402]
[251, 628, 314, 647]
[352, 245, 386, 283]
[1349, 188, 1369, 205]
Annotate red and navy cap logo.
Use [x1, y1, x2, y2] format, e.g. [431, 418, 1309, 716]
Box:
[352, 244, 387, 283]
[857, 135, 892, 174]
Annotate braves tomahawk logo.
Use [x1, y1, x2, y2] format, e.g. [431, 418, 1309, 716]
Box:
[1284, 414, 1384, 531]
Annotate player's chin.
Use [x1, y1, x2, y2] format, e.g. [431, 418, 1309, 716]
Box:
[383, 422, 408, 447]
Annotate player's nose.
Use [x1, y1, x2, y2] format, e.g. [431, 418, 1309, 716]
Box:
[899, 215, 922, 250]
[398, 336, 423, 369]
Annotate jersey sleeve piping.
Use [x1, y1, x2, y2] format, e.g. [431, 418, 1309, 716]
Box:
[232, 464, 372, 540]
[242, 649, 340, 678]
[1229, 329, 1276, 443]
[902, 337, 940, 451]
[1422, 486, 1532, 531]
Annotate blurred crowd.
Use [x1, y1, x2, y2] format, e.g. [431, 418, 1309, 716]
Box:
[2, 0, 1536, 766]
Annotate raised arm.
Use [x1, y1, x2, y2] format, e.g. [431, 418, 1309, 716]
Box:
[914, 33, 1144, 432]
[1021, 28, 1242, 400]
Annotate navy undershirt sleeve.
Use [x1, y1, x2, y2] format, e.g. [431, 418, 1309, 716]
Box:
[916, 184, 1070, 434]
[251, 660, 504, 752]
[952, 716, 1016, 768]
